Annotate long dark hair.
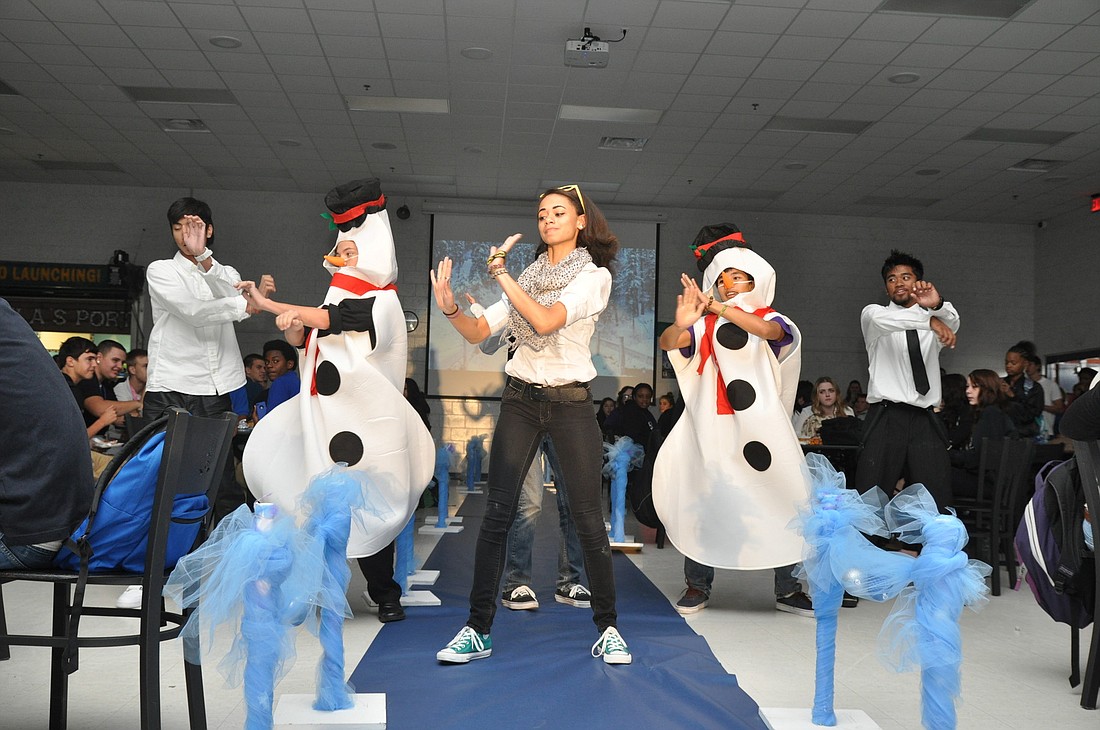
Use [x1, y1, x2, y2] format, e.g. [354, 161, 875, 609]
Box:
[535, 186, 618, 271]
[968, 369, 1005, 413]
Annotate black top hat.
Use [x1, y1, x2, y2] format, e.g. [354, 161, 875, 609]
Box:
[324, 178, 386, 232]
[691, 223, 750, 272]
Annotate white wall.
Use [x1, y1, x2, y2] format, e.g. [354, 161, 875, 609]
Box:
[0, 180, 1039, 459]
[1033, 209, 1098, 358]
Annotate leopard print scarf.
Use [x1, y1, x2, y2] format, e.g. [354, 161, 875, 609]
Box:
[507, 247, 593, 352]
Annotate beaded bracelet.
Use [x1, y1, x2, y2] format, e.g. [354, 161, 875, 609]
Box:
[489, 265, 509, 279]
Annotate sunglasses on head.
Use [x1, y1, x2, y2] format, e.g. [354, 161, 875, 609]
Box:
[539, 184, 586, 216]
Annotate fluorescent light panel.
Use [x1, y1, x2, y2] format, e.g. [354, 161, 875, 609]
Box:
[34, 160, 124, 172]
[122, 86, 238, 105]
[877, 0, 1036, 20]
[559, 105, 662, 124]
[764, 116, 873, 135]
[345, 96, 449, 114]
[963, 128, 1076, 145]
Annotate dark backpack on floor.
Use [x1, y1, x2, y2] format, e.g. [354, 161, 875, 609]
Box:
[1015, 458, 1095, 630]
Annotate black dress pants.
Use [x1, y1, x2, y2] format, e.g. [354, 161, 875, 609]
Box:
[358, 540, 401, 605]
[854, 401, 953, 512]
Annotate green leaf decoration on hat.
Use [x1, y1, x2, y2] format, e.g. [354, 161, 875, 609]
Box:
[320, 212, 337, 230]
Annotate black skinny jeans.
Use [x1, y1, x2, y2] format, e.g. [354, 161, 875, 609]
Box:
[466, 378, 617, 634]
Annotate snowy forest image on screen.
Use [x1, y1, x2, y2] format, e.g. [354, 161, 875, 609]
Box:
[428, 236, 656, 398]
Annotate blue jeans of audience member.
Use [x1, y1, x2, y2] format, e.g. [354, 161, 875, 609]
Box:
[0, 532, 57, 569]
[685, 557, 801, 598]
[466, 378, 616, 635]
[502, 437, 585, 593]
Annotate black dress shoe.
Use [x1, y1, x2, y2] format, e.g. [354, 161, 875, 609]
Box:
[842, 592, 859, 608]
[378, 601, 406, 623]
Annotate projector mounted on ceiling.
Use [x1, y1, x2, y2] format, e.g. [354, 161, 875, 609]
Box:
[564, 27, 625, 69]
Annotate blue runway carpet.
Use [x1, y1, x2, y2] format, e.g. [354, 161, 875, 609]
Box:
[349, 491, 767, 729]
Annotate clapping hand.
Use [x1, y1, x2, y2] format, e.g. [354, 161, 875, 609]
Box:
[674, 273, 710, 329]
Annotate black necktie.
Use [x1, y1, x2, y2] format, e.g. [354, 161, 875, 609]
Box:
[906, 329, 930, 395]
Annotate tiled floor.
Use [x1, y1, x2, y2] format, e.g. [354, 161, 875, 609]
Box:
[1, 497, 1096, 729]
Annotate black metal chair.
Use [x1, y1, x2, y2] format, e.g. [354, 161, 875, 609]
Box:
[0, 408, 236, 730]
[1070, 438, 1100, 710]
[956, 437, 1035, 596]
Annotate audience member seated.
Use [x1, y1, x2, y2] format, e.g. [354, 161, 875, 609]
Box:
[793, 376, 854, 439]
[243, 352, 267, 408]
[845, 379, 864, 406]
[59, 337, 119, 440]
[604, 382, 657, 447]
[939, 372, 973, 450]
[793, 378, 813, 417]
[260, 339, 300, 414]
[1002, 340, 1044, 438]
[596, 397, 615, 432]
[1067, 367, 1097, 408]
[950, 368, 1019, 501]
[1025, 352, 1064, 440]
[657, 392, 675, 415]
[1, 300, 95, 569]
[113, 347, 148, 413]
[76, 339, 143, 435]
[852, 393, 869, 421]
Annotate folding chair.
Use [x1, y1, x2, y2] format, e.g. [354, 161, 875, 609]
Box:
[0, 408, 236, 729]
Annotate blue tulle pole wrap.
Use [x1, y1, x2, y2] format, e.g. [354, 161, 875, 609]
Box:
[792, 454, 892, 726]
[602, 437, 644, 543]
[435, 445, 452, 528]
[164, 504, 328, 730]
[466, 436, 485, 490]
[878, 486, 991, 730]
[299, 465, 373, 712]
[395, 515, 416, 594]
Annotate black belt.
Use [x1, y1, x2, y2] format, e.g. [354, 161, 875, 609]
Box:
[506, 376, 590, 402]
[873, 400, 935, 413]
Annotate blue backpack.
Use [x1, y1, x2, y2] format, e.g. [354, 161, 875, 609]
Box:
[54, 429, 209, 573]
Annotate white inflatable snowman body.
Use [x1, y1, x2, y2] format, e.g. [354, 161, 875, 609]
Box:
[653, 239, 810, 570]
[244, 179, 434, 557]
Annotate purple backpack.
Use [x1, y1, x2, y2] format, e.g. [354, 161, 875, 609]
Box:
[1015, 458, 1094, 629]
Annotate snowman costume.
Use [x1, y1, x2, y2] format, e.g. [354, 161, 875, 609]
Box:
[244, 179, 434, 557]
[653, 235, 810, 570]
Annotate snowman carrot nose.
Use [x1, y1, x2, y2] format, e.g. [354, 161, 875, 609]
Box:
[324, 255, 347, 267]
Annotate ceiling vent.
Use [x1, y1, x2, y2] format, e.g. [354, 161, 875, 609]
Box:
[598, 136, 647, 151]
[155, 118, 210, 133]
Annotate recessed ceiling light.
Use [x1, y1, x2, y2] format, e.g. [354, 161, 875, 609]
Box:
[346, 96, 449, 114]
[276, 139, 301, 147]
[209, 36, 242, 49]
[371, 142, 398, 150]
[559, 105, 662, 124]
[461, 47, 493, 61]
[888, 72, 921, 84]
[783, 162, 807, 170]
[915, 168, 940, 176]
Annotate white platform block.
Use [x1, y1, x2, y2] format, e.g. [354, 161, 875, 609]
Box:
[759, 708, 880, 730]
[418, 524, 463, 534]
[423, 516, 462, 525]
[458, 487, 483, 495]
[400, 589, 441, 606]
[274, 693, 385, 729]
[609, 541, 643, 553]
[407, 570, 439, 586]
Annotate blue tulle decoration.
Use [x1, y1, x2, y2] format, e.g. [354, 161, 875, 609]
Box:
[877, 485, 991, 730]
[435, 445, 452, 528]
[299, 465, 374, 712]
[466, 436, 485, 490]
[792, 454, 895, 726]
[395, 515, 416, 594]
[602, 436, 644, 543]
[793, 457, 991, 729]
[163, 503, 331, 730]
